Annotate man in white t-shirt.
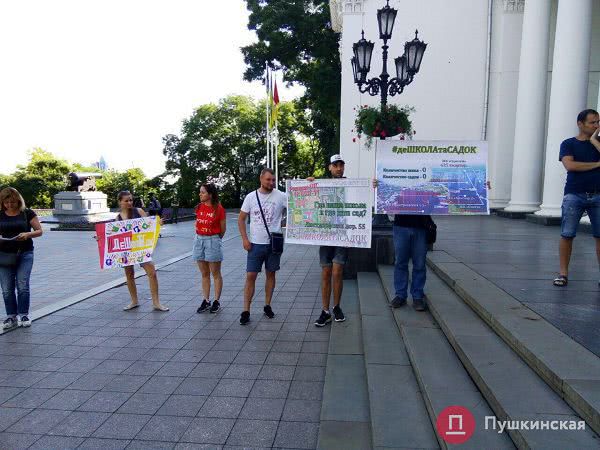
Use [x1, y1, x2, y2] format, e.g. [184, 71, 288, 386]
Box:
[237, 168, 287, 325]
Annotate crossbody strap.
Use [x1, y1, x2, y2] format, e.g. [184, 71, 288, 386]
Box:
[255, 190, 271, 239]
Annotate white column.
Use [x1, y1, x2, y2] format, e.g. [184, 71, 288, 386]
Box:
[535, 0, 593, 217]
[504, 0, 551, 213]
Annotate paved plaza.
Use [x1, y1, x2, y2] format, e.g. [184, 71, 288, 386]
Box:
[0, 230, 327, 449]
[0, 214, 598, 448]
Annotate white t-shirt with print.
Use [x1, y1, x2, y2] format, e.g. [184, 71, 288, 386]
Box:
[241, 189, 287, 244]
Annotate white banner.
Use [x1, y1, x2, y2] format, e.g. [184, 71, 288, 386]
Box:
[286, 178, 372, 248]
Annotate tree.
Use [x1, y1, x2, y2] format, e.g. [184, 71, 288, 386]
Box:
[242, 0, 341, 162]
[96, 168, 148, 208]
[11, 149, 72, 208]
[163, 95, 320, 208]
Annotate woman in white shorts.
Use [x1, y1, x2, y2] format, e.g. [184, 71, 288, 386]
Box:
[193, 184, 226, 313]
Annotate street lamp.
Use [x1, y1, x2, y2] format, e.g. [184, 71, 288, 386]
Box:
[352, 0, 427, 108]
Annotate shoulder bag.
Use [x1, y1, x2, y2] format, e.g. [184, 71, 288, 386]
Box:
[255, 190, 284, 255]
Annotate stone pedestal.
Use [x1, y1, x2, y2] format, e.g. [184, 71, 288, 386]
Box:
[53, 192, 113, 226]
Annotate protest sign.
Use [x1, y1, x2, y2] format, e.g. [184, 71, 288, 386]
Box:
[286, 178, 372, 248]
[95, 216, 161, 269]
[376, 140, 489, 215]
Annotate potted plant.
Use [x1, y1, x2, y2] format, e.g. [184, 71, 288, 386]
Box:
[354, 104, 414, 149]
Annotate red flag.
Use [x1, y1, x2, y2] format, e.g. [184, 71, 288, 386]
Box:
[273, 80, 280, 105]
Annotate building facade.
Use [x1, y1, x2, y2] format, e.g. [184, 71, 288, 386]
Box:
[330, 0, 600, 217]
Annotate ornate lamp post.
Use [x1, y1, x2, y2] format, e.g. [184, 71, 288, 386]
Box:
[352, 0, 427, 108]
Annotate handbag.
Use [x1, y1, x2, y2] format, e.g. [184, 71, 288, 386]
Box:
[255, 190, 284, 255]
[425, 216, 437, 245]
[0, 211, 26, 267]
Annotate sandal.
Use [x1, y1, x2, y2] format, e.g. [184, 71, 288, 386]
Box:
[553, 275, 568, 287]
[123, 303, 140, 311]
[153, 304, 170, 312]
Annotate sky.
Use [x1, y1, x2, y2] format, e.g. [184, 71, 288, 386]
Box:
[0, 0, 303, 177]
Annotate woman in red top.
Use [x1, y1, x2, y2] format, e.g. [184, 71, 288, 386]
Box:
[193, 183, 226, 313]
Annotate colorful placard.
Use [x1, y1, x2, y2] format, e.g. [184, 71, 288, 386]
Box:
[95, 216, 160, 269]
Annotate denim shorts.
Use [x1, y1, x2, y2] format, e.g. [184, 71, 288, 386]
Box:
[319, 246, 349, 267]
[192, 235, 223, 262]
[561, 193, 600, 238]
[246, 243, 281, 273]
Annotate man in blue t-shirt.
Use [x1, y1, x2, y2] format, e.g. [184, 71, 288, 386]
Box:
[553, 109, 600, 287]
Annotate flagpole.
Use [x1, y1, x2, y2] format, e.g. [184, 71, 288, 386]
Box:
[265, 64, 271, 168]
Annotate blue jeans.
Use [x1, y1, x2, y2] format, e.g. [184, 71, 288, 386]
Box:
[561, 193, 600, 238]
[0, 251, 34, 316]
[393, 226, 427, 300]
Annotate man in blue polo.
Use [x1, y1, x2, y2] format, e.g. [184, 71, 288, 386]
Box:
[553, 109, 600, 287]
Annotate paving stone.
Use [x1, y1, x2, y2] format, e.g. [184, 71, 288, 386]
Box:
[282, 399, 321, 422]
[222, 364, 262, 380]
[189, 363, 230, 378]
[174, 378, 219, 396]
[0, 407, 32, 432]
[92, 413, 151, 440]
[225, 419, 278, 447]
[212, 379, 255, 397]
[265, 352, 300, 366]
[79, 437, 132, 450]
[197, 396, 246, 419]
[156, 362, 197, 378]
[3, 387, 60, 408]
[126, 439, 176, 449]
[238, 397, 285, 421]
[232, 351, 268, 365]
[67, 373, 116, 391]
[139, 376, 185, 395]
[0, 431, 42, 449]
[136, 415, 194, 442]
[257, 365, 295, 381]
[91, 359, 136, 375]
[201, 350, 238, 364]
[122, 360, 165, 376]
[78, 391, 133, 413]
[41, 389, 96, 410]
[48, 411, 111, 437]
[156, 395, 207, 417]
[29, 435, 85, 449]
[249, 380, 290, 399]
[117, 393, 169, 415]
[293, 366, 325, 382]
[34, 371, 83, 389]
[180, 417, 235, 444]
[297, 352, 327, 367]
[274, 421, 319, 449]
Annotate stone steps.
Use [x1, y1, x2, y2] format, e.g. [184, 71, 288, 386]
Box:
[318, 280, 373, 450]
[377, 265, 514, 449]
[357, 272, 439, 449]
[420, 264, 600, 448]
[427, 250, 600, 437]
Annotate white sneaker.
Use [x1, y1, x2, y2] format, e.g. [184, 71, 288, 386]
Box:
[2, 317, 17, 330]
[18, 316, 31, 327]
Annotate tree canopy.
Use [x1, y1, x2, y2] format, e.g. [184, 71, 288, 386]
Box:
[242, 0, 341, 160]
[162, 95, 325, 207]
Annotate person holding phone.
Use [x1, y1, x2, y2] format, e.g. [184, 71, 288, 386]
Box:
[0, 187, 43, 329]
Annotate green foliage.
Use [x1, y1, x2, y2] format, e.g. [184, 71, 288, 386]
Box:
[354, 105, 414, 148]
[9, 149, 72, 208]
[163, 95, 325, 207]
[242, 0, 340, 162]
[96, 168, 149, 208]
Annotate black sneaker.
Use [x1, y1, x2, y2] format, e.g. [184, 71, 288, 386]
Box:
[263, 305, 275, 319]
[210, 301, 221, 313]
[2, 317, 17, 331]
[413, 298, 427, 311]
[197, 300, 210, 313]
[390, 296, 407, 308]
[240, 311, 250, 325]
[314, 310, 332, 327]
[18, 316, 31, 327]
[333, 305, 345, 322]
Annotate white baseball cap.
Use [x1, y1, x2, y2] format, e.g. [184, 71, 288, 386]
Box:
[330, 154, 345, 164]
